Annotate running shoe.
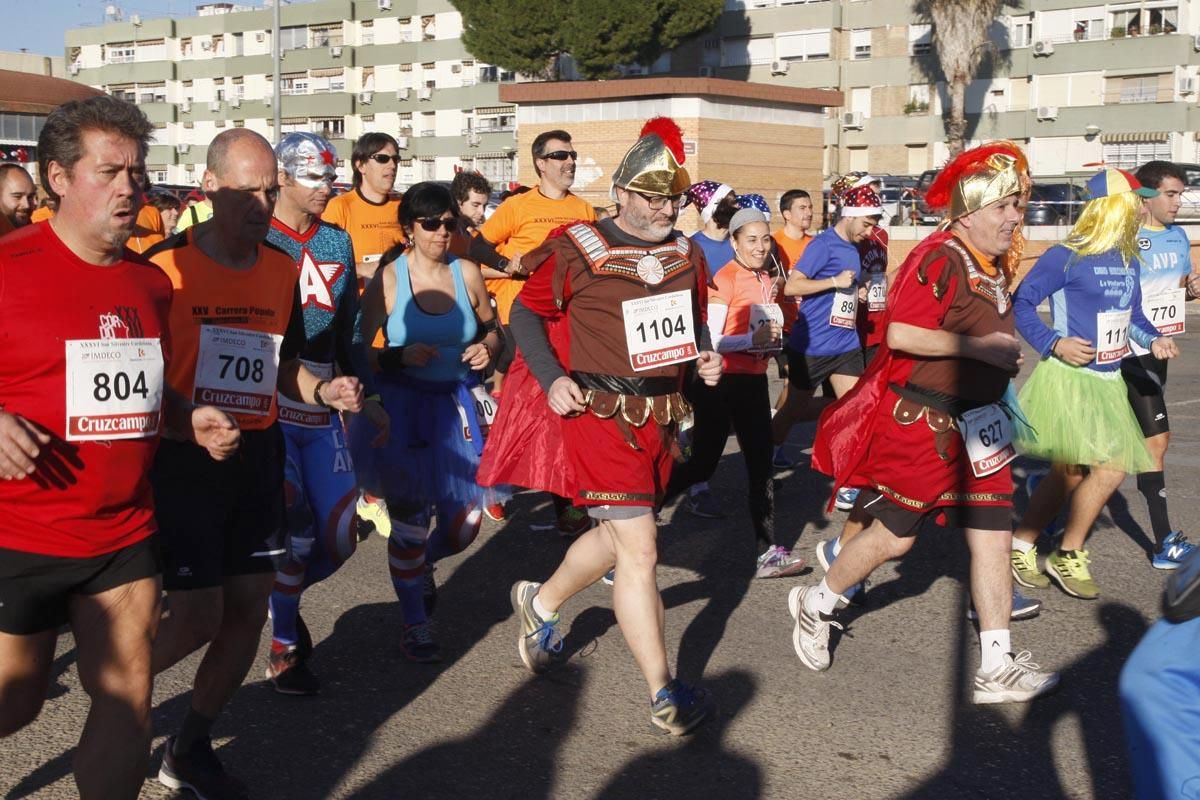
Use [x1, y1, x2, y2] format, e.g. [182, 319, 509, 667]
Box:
[1010, 545, 1051, 589]
[967, 588, 1043, 621]
[650, 679, 713, 736]
[1152, 531, 1196, 570]
[787, 586, 842, 672]
[556, 505, 592, 538]
[265, 645, 320, 696]
[423, 563, 438, 618]
[400, 620, 442, 663]
[755, 545, 807, 579]
[814, 539, 864, 606]
[158, 737, 249, 800]
[601, 568, 615, 586]
[356, 492, 392, 540]
[772, 446, 796, 470]
[484, 502, 507, 522]
[972, 650, 1060, 704]
[834, 487, 860, 512]
[1046, 549, 1099, 599]
[683, 489, 725, 520]
[510, 580, 564, 674]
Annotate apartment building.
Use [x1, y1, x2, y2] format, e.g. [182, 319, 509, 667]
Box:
[665, 0, 1200, 177]
[65, 0, 519, 187]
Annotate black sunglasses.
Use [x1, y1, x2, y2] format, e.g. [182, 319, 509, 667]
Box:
[368, 153, 401, 165]
[416, 217, 456, 232]
[539, 150, 578, 161]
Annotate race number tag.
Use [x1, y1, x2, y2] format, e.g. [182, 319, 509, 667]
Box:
[1144, 289, 1186, 336]
[456, 385, 498, 442]
[867, 273, 888, 313]
[65, 338, 164, 441]
[622, 290, 699, 371]
[749, 303, 784, 353]
[829, 288, 857, 329]
[958, 403, 1016, 478]
[194, 325, 283, 416]
[277, 360, 332, 428]
[1095, 309, 1132, 365]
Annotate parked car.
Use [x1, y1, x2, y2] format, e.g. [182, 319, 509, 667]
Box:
[1025, 182, 1086, 226]
[1174, 163, 1200, 223]
[911, 169, 940, 224]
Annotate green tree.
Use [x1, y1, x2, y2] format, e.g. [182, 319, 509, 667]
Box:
[454, 0, 722, 80]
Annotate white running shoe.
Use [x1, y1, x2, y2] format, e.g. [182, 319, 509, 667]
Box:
[787, 586, 842, 672]
[972, 650, 1060, 704]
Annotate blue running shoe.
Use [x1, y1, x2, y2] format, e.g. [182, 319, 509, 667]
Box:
[968, 588, 1043, 621]
[814, 538, 864, 606]
[650, 679, 712, 736]
[511, 581, 564, 673]
[1152, 531, 1196, 570]
[835, 488, 860, 512]
[601, 568, 615, 586]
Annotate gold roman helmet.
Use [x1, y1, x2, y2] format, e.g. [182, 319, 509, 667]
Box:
[926, 141, 1031, 223]
[611, 117, 692, 197]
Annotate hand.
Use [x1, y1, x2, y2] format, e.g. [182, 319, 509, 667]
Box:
[1151, 336, 1180, 360]
[508, 252, 524, 276]
[402, 343, 439, 368]
[969, 331, 1024, 374]
[360, 398, 390, 448]
[751, 322, 781, 348]
[321, 376, 364, 414]
[1052, 336, 1096, 367]
[547, 376, 586, 416]
[0, 412, 49, 479]
[832, 270, 855, 290]
[191, 406, 240, 461]
[1187, 272, 1200, 298]
[462, 342, 492, 371]
[696, 350, 723, 386]
[857, 285, 868, 303]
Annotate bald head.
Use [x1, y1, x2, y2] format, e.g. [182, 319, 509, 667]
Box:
[206, 128, 273, 177]
[201, 129, 279, 248]
[0, 164, 36, 228]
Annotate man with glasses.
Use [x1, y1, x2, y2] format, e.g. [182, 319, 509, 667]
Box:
[480, 118, 723, 735]
[469, 129, 596, 535]
[321, 132, 405, 286]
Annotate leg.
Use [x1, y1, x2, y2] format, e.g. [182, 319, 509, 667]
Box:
[1014, 463, 1081, 545]
[729, 375, 775, 548]
[1061, 466, 1126, 551]
[70, 576, 160, 800]
[771, 386, 827, 445]
[964, 527, 1013, 633]
[188, 572, 275, 719]
[536, 524, 620, 612]
[822, 517, 915, 597]
[387, 509, 432, 626]
[605, 513, 672, 697]
[827, 372, 859, 399]
[662, 382, 732, 508]
[269, 445, 314, 648]
[152, 587, 224, 675]
[0, 629, 56, 737]
[1138, 432, 1176, 551]
[427, 499, 483, 563]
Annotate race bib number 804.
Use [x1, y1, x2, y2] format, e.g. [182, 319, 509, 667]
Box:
[65, 338, 164, 441]
[622, 290, 699, 371]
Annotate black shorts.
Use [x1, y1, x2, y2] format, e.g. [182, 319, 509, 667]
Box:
[786, 347, 865, 391]
[1121, 354, 1169, 437]
[863, 344, 880, 366]
[855, 488, 1011, 538]
[152, 425, 287, 591]
[0, 536, 159, 635]
[773, 351, 789, 379]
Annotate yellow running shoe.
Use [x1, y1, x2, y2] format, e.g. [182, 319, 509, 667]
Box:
[1011, 545, 1050, 589]
[356, 493, 392, 539]
[1046, 549, 1099, 599]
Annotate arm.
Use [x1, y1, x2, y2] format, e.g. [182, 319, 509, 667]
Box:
[467, 232, 510, 272]
[334, 269, 378, 397]
[163, 386, 240, 461]
[783, 239, 854, 298]
[1012, 248, 1070, 357]
[509, 297, 566, 392]
[276, 284, 364, 411]
[460, 258, 503, 370]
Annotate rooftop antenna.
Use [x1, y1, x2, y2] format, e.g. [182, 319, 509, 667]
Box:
[104, 4, 124, 22]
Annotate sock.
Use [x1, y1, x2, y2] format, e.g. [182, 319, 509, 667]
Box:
[831, 536, 843, 557]
[1011, 537, 1034, 554]
[174, 707, 215, 754]
[979, 629, 1011, 673]
[804, 578, 842, 617]
[1137, 471, 1173, 549]
[388, 524, 429, 626]
[532, 591, 557, 620]
[689, 482, 710, 497]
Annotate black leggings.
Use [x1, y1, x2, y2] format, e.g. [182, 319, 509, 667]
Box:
[664, 373, 774, 547]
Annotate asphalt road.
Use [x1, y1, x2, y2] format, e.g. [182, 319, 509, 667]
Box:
[6, 315, 1200, 800]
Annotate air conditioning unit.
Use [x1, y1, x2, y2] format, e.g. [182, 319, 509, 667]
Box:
[69, 63, 80, 75]
[396, 135, 409, 150]
[1181, 76, 1196, 95]
[208, 101, 221, 111]
[230, 97, 241, 108]
[264, 95, 272, 106]
[330, 46, 342, 57]
[256, 32, 265, 42]
[201, 41, 213, 51]
[1032, 39, 1054, 56]
[698, 66, 714, 78]
[358, 91, 373, 104]
[770, 60, 789, 75]
[378, 0, 392, 9]
[176, 143, 190, 154]
[1193, 33, 1200, 51]
[419, 87, 432, 100]
[1036, 105, 1058, 120]
[397, 88, 411, 100]
[181, 100, 192, 113]
[841, 111, 864, 129]
[129, 14, 140, 25]
[467, 133, 481, 147]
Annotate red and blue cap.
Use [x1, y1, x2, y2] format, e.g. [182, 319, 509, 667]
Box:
[1085, 168, 1158, 200]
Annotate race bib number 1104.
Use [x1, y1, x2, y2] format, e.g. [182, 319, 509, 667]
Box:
[622, 290, 698, 371]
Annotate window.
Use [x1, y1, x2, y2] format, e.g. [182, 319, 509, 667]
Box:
[851, 29, 871, 59]
[180, 37, 192, 56]
[1118, 75, 1160, 103]
[774, 30, 831, 62]
[1148, 5, 1179, 35]
[421, 158, 436, 180]
[475, 156, 514, 184]
[280, 73, 309, 95]
[909, 24, 933, 56]
[279, 26, 307, 52]
[210, 34, 224, 55]
[312, 117, 345, 139]
[421, 15, 436, 40]
[107, 43, 135, 64]
[310, 24, 343, 48]
[1103, 138, 1171, 170]
[150, 169, 168, 184]
[1008, 15, 1032, 47]
[361, 20, 374, 46]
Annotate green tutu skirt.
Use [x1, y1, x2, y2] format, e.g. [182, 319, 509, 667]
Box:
[1015, 357, 1153, 473]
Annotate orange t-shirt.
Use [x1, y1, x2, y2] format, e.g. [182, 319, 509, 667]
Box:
[321, 187, 405, 267]
[126, 205, 165, 254]
[478, 187, 596, 323]
[148, 232, 304, 430]
[709, 259, 783, 375]
[772, 229, 811, 334]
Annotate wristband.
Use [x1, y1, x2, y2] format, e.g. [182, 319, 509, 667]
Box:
[313, 379, 331, 409]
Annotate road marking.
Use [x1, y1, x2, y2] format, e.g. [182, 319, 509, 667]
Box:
[1169, 398, 1200, 408]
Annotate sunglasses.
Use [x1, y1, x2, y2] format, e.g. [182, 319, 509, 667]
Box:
[539, 150, 578, 161]
[368, 153, 401, 165]
[633, 191, 686, 211]
[416, 217, 457, 232]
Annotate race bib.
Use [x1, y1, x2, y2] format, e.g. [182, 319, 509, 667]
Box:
[749, 303, 784, 353]
[867, 273, 888, 313]
[193, 325, 283, 416]
[829, 288, 857, 329]
[1143, 289, 1186, 337]
[459, 384, 498, 443]
[1096, 309, 1131, 365]
[622, 290, 699, 371]
[65, 338, 164, 441]
[277, 360, 333, 428]
[958, 403, 1016, 478]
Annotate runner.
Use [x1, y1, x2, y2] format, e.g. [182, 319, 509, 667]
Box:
[468, 129, 596, 536]
[686, 180, 738, 271]
[263, 132, 390, 695]
[1120, 161, 1197, 568]
[842, 176, 891, 366]
[175, 190, 211, 232]
[356, 181, 501, 663]
[0, 162, 37, 234]
[0, 95, 239, 800]
[1010, 168, 1176, 600]
[149, 190, 182, 235]
[770, 188, 814, 465]
[661, 207, 805, 578]
[479, 117, 723, 735]
[449, 170, 491, 260]
[795, 142, 1058, 703]
[147, 129, 364, 799]
[320, 132, 405, 285]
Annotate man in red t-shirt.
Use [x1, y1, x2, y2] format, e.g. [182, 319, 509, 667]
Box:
[0, 96, 239, 800]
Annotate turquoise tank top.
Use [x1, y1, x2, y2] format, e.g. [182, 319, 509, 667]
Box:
[385, 255, 478, 383]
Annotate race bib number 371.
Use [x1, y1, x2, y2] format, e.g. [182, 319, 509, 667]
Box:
[65, 338, 164, 441]
[622, 290, 699, 371]
[194, 325, 283, 416]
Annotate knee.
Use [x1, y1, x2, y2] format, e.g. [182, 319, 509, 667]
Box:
[0, 684, 45, 737]
[885, 534, 916, 560]
[79, 659, 153, 724]
[167, 599, 223, 649]
[615, 538, 659, 574]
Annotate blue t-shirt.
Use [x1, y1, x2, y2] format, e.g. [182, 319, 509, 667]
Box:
[385, 255, 478, 383]
[787, 226, 862, 356]
[1129, 224, 1191, 356]
[690, 231, 734, 277]
[1014, 244, 1157, 373]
